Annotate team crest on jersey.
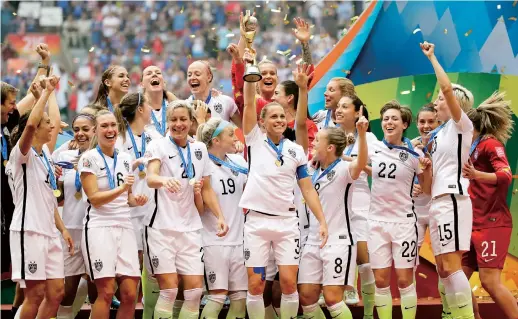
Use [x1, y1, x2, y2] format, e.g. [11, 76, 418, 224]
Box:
[231, 169, 239, 177]
[195, 149, 203, 160]
[214, 103, 223, 113]
[208, 271, 216, 283]
[327, 170, 335, 181]
[145, 135, 152, 144]
[244, 249, 250, 260]
[28, 261, 37, 274]
[473, 150, 479, 160]
[288, 149, 296, 158]
[94, 259, 103, 272]
[399, 151, 408, 162]
[82, 158, 91, 168]
[123, 160, 130, 172]
[152, 255, 159, 268]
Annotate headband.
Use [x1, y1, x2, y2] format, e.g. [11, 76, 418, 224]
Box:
[211, 120, 231, 139]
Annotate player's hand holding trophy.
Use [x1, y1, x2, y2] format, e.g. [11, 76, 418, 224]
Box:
[240, 10, 262, 82]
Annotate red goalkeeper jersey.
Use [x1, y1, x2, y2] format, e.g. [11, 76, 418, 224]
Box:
[469, 137, 512, 230]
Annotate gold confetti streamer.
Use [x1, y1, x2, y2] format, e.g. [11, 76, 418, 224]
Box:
[180, 6, 184, 14]
[190, 34, 196, 38]
[342, 69, 351, 75]
[413, 28, 422, 35]
[310, 35, 315, 40]
[465, 29, 472, 37]
[211, 27, 216, 31]
[472, 285, 478, 292]
[289, 55, 296, 61]
[68, 80, 75, 88]
[284, 20, 290, 25]
[187, 54, 192, 59]
[426, 92, 432, 99]
[509, 17, 517, 21]
[321, 34, 329, 39]
[88, 46, 95, 52]
[401, 90, 411, 95]
[271, 8, 281, 13]
[13, 12, 17, 16]
[444, 28, 448, 34]
[351, 16, 359, 24]
[141, 46, 150, 53]
[412, 82, 416, 91]
[418, 273, 427, 279]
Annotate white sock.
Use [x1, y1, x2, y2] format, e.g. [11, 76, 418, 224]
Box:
[57, 305, 73, 319]
[200, 294, 226, 319]
[281, 292, 299, 319]
[327, 301, 353, 319]
[359, 263, 375, 317]
[154, 288, 178, 319]
[374, 286, 393, 319]
[302, 303, 326, 319]
[247, 292, 265, 319]
[72, 277, 89, 316]
[399, 284, 417, 319]
[442, 270, 474, 318]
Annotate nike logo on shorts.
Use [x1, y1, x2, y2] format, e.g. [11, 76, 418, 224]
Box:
[483, 257, 496, 263]
[407, 259, 414, 262]
[441, 240, 452, 247]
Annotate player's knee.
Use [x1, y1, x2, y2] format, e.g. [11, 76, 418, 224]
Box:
[25, 285, 46, 305]
[47, 283, 65, 305]
[479, 272, 500, 292]
[397, 277, 414, 289]
[95, 283, 115, 302]
[374, 273, 390, 288]
[119, 286, 137, 305]
[437, 257, 461, 278]
[299, 290, 318, 306]
[323, 291, 342, 306]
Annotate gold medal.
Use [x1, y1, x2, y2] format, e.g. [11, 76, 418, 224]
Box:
[139, 171, 146, 178]
[3, 160, 7, 166]
[275, 160, 281, 167]
[53, 189, 62, 197]
[189, 178, 196, 186]
[74, 192, 82, 200]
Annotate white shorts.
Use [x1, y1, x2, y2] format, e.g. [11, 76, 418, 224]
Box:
[429, 194, 472, 256]
[244, 211, 301, 267]
[10, 231, 64, 286]
[351, 209, 368, 242]
[62, 229, 85, 277]
[144, 227, 203, 276]
[265, 249, 278, 281]
[298, 244, 357, 287]
[368, 220, 418, 269]
[82, 227, 140, 280]
[203, 245, 247, 291]
[416, 218, 428, 248]
[131, 216, 144, 251]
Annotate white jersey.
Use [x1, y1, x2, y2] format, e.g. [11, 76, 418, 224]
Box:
[345, 132, 378, 211]
[239, 125, 308, 216]
[413, 191, 431, 221]
[186, 94, 238, 122]
[5, 160, 15, 194]
[201, 153, 247, 246]
[143, 138, 212, 232]
[430, 112, 473, 198]
[115, 129, 162, 218]
[369, 140, 423, 223]
[146, 99, 170, 136]
[312, 109, 336, 131]
[9, 144, 59, 237]
[57, 150, 86, 229]
[52, 139, 71, 163]
[78, 149, 133, 229]
[307, 160, 355, 246]
[295, 184, 309, 233]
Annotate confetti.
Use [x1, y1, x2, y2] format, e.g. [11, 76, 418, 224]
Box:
[187, 54, 192, 59]
[413, 28, 422, 34]
[351, 16, 359, 24]
[412, 82, 416, 91]
[256, 5, 261, 8]
[289, 55, 296, 61]
[295, 39, 300, 44]
[271, 8, 281, 13]
[212, 48, 219, 52]
[342, 69, 351, 75]
[141, 46, 150, 53]
[321, 34, 329, 39]
[510, 17, 517, 21]
[367, 70, 372, 75]
[190, 34, 196, 38]
[180, 6, 184, 14]
[426, 92, 432, 99]
[444, 28, 448, 34]
[472, 285, 478, 292]
[226, 33, 235, 38]
[418, 273, 427, 279]
[310, 35, 315, 40]
[211, 27, 216, 31]
[296, 58, 303, 65]
[16, 69, 21, 74]
[401, 90, 411, 95]
[284, 13, 288, 20]
[68, 80, 75, 87]
[284, 20, 290, 25]
[310, 24, 315, 29]
[13, 12, 17, 16]
[464, 29, 472, 37]
[501, 66, 506, 73]
[497, 4, 501, 9]
[262, 56, 268, 61]
[89, 46, 95, 52]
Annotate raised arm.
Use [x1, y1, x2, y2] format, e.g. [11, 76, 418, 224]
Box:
[292, 17, 313, 65]
[242, 50, 259, 135]
[421, 42, 462, 122]
[46, 91, 61, 153]
[348, 106, 368, 179]
[293, 63, 313, 154]
[18, 43, 51, 115]
[19, 76, 59, 156]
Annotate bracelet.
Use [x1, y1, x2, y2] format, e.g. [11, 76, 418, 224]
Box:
[38, 63, 50, 76]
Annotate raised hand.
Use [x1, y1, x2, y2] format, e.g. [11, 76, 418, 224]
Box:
[420, 41, 435, 59]
[45, 75, 61, 92]
[292, 63, 313, 88]
[35, 43, 50, 63]
[226, 43, 241, 61]
[292, 17, 311, 43]
[29, 81, 43, 100]
[356, 105, 369, 133]
[194, 100, 209, 124]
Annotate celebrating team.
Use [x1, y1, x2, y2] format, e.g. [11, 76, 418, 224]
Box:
[1, 14, 516, 319]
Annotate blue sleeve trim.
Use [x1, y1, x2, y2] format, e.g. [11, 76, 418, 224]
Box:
[296, 165, 310, 180]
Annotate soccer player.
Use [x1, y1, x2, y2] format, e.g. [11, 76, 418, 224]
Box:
[144, 100, 229, 319]
[369, 101, 432, 319]
[334, 95, 378, 315]
[241, 49, 328, 319]
[94, 65, 131, 112]
[79, 110, 147, 318]
[55, 113, 95, 319]
[312, 78, 356, 130]
[421, 41, 476, 319]
[186, 60, 242, 128]
[140, 65, 178, 136]
[462, 92, 517, 319]
[197, 118, 248, 319]
[8, 75, 74, 319]
[299, 108, 369, 319]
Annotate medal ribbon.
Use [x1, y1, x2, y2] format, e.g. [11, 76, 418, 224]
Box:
[1, 133, 7, 162]
[33, 147, 58, 191]
[150, 99, 168, 135]
[190, 91, 212, 105]
[106, 97, 114, 112]
[424, 122, 447, 152]
[382, 138, 420, 158]
[344, 131, 358, 156]
[323, 109, 332, 128]
[125, 122, 146, 173]
[96, 145, 118, 189]
[266, 137, 284, 163]
[209, 154, 248, 175]
[311, 158, 341, 185]
[169, 137, 193, 179]
[470, 136, 482, 157]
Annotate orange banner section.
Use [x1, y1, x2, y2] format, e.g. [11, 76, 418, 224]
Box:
[6, 33, 61, 58]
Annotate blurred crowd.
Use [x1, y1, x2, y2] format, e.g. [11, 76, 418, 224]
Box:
[1, 0, 359, 122]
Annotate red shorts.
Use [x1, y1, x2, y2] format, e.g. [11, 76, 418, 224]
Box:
[462, 227, 511, 270]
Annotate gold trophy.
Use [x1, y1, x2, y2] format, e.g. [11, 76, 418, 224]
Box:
[242, 11, 262, 83]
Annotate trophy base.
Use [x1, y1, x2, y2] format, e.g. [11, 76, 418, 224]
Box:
[243, 64, 263, 83]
